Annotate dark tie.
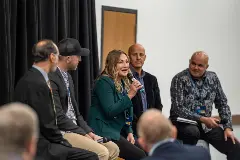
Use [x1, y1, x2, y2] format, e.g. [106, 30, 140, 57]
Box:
[47, 80, 58, 125]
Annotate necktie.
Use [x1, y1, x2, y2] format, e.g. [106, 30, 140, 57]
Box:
[47, 80, 58, 125]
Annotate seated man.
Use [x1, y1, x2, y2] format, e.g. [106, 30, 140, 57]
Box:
[49, 38, 119, 160]
[15, 39, 98, 160]
[0, 102, 38, 160]
[128, 44, 163, 135]
[170, 51, 240, 160]
[137, 108, 211, 160]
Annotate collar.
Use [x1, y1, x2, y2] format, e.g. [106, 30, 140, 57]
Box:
[57, 66, 68, 78]
[149, 138, 175, 156]
[32, 65, 49, 82]
[57, 66, 64, 73]
[130, 65, 145, 78]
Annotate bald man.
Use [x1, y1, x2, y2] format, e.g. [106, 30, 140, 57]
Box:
[137, 109, 211, 160]
[128, 44, 163, 136]
[170, 51, 240, 160]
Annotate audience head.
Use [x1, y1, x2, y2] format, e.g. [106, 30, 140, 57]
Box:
[137, 109, 174, 152]
[189, 51, 209, 79]
[32, 39, 59, 72]
[57, 38, 89, 71]
[102, 49, 131, 92]
[128, 44, 146, 69]
[0, 102, 38, 160]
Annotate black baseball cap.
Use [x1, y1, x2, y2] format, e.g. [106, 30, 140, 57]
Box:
[58, 38, 90, 56]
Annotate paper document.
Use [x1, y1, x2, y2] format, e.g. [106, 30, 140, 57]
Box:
[176, 117, 198, 125]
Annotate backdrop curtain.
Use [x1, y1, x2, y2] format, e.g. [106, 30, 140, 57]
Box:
[0, 0, 99, 119]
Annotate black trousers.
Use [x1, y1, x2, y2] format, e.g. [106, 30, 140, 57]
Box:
[113, 136, 146, 160]
[36, 138, 98, 160]
[174, 122, 240, 160]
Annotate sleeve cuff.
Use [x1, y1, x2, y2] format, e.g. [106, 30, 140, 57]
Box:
[193, 113, 202, 122]
[128, 127, 133, 133]
[223, 124, 233, 131]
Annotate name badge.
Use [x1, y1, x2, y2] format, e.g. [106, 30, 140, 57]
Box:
[125, 116, 133, 126]
[195, 106, 206, 116]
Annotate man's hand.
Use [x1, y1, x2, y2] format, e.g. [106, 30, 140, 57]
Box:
[127, 133, 135, 144]
[200, 117, 219, 128]
[88, 132, 95, 139]
[224, 128, 235, 144]
[93, 134, 102, 141]
[85, 134, 93, 140]
[88, 132, 102, 141]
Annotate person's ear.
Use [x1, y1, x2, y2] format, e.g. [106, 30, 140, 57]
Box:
[25, 136, 37, 158]
[138, 137, 148, 152]
[66, 56, 71, 63]
[49, 53, 56, 62]
[138, 137, 144, 149]
[171, 126, 178, 139]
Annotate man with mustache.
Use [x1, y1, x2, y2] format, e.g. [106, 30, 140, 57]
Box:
[170, 51, 240, 160]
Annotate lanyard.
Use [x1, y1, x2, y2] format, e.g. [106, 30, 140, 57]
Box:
[187, 71, 205, 103]
[120, 81, 133, 125]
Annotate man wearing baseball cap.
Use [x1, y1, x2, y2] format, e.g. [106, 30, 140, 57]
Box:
[49, 38, 119, 160]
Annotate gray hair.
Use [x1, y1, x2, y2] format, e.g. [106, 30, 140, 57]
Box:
[0, 102, 38, 153]
[137, 108, 173, 145]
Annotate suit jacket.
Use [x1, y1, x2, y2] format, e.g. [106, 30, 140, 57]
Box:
[48, 68, 92, 135]
[143, 140, 211, 160]
[131, 72, 163, 133]
[14, 67, 70, 160]
[88, 76, 133, 140]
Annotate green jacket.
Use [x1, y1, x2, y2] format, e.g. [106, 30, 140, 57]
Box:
[88, 76, 133, 140]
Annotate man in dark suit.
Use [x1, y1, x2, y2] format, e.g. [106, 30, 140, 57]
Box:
[128, 44, 163, 135]
[14, 39, 98, 160]
[137, 108, 211, 160]
[48, 38, 119, 160]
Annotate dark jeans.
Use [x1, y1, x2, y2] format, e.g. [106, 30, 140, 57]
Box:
[174, 122, 240, 160]
[113, 136, 146, 160]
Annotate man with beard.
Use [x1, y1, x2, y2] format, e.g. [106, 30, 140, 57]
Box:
[48, 38, 119, 160]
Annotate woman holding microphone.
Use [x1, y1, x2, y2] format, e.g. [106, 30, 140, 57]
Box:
[88, 50, 146, 160]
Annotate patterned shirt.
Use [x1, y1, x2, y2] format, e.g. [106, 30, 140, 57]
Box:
[170, 68, 232, 129]
[58, 68, 77, 125]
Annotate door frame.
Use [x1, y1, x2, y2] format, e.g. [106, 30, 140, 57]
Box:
[101, 6, 138, 70]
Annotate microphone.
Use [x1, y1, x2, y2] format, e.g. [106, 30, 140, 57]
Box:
[96, 137, 111, 143]
[127, 72, 145, 92]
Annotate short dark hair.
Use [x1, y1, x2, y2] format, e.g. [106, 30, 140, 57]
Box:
[32, 39, 58, 63]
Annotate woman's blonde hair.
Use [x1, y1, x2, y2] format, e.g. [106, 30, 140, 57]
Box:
[101, 50, 131, 92]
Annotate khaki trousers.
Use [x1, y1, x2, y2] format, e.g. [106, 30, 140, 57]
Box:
[64, 133, 119, 160]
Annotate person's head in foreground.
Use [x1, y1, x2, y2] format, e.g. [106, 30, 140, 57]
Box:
[0, 102, 38, 160]
[137, 108, 177, 152]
